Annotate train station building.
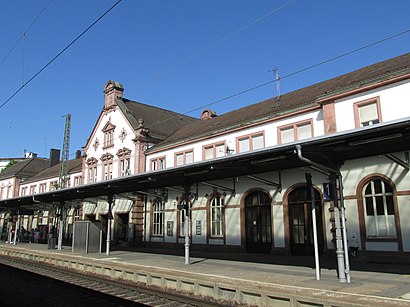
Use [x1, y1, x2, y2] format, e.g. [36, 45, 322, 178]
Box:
[0, 53, 409, 282]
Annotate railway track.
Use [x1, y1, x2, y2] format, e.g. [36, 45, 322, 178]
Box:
[0, 255, 229, 307]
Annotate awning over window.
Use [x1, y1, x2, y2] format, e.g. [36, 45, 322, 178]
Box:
[83, 202, 97, 215]
[95, 200, 109, 215]
[113, 198, 133, 214]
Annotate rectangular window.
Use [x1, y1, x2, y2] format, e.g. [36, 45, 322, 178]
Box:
[237, 133, 264, 153]
[176, 154, 184, 166]
[151, 157, 166, 171]
[211, 197, 224, 237]
[238, 138, 250, 152]
[49, 181, 58, 191]
[103, 162, 113, 180]
[120, 158, 131, 176]
[104, 130, 114, 148]
[278, 120, 313, 144]
[180, 209, 186, 237]
[29, 185, 37, 195]
[39, 183, 47, 193]
[89, 166, 97, 183]
[354, 98, 381, 128]
[74, 176, 82, 187]
[153, 201, 164, 236]
[203, 142, 225, 160]
[175, 150, 194, 166]
[20, 187, 27, 196]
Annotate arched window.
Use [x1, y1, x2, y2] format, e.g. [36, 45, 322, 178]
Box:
[210, 196, 224, 237]
[363, 179, 396, 238]
[152, 199, 164, 236]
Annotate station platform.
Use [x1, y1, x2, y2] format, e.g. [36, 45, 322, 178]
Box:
[0, 242, 409, 306]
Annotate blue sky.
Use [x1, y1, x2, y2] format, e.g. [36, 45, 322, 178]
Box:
[0, 0, 409, 158]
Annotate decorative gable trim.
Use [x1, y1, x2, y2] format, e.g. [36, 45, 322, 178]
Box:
[102, 121, 116, 132]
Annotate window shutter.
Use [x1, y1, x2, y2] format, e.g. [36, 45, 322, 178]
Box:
[239, 138, 250, 152]
[280, 127, 294, 143]
[204, 147, 213, 160]
[297, 123, 312, 140]
[359, 103, 378, 125]
[185, 151, 194, 164]
[215, 144, 225, 157]
[252, 134, 264, 150]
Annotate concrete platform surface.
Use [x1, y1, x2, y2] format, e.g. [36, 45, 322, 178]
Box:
[1, 242, 409, 306]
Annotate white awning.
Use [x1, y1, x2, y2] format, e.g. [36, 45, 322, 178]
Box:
[95, 199, 109, 215]
[113, 197, 133, 213]
[83, 202, 97, 215]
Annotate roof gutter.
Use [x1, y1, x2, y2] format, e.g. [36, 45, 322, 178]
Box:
[295, 145, 351, 284]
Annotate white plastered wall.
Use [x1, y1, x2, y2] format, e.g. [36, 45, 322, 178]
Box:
[341, 153, 410, 252]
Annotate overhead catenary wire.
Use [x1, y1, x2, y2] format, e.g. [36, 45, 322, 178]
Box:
[0, 0, 53, 68]
[137, 0, 296, 90]
[21, 26, 410, 154]
[0, 0, 123, 111]
[83, 27, 410, 148]
[144, 28, 410, 132]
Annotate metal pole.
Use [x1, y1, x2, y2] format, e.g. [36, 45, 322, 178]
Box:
[338, 175, 351, 283]
[106, 195, 114, 256]
[13, 210, 19, 245]
[306, 173, 320, 280]
[296, 145, 347, 283]
[57, 204, 64, 250]
[184, 184, 190, 265]
[331, 174, 346, 282]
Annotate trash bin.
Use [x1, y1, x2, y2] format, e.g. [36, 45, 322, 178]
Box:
[48, 235, 56, 249]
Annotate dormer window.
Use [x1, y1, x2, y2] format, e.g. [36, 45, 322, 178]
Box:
[102, 121, 116, 149]
[354, 98, 381, 128]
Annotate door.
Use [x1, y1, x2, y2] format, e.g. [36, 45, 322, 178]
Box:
[288, 187, 324, 256]
[245, 191, 272, 253]
[116, 213, 128, 243]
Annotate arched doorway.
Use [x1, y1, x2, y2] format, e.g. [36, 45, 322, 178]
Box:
[245, 190, 272, 253]
[288, 187, 324, 256]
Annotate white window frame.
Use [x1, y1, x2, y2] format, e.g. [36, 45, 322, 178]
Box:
[151, 157, 166, 171]
[175, 150, 194, 166]
[363, 179, 396, 238]
[152, 200, 164, 236]
[210, 196, 224, 237]
[278, 120, 313, 144]
[354, 97, 382, 128]
[236, 132, 265, 153]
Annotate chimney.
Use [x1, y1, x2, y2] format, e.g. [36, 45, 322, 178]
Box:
[75, 150, 82, 159]
[200, 109, 217, 120]
[49, 148, 61, 167]
[104, 80, 124, 109]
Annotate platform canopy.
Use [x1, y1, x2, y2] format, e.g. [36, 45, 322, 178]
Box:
[1, 118, 409, 211]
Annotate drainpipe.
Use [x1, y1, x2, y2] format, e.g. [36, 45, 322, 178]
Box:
[295, 145, 351, 283]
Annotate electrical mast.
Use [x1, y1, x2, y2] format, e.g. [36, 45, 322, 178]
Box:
[59, 114, 71, 189]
